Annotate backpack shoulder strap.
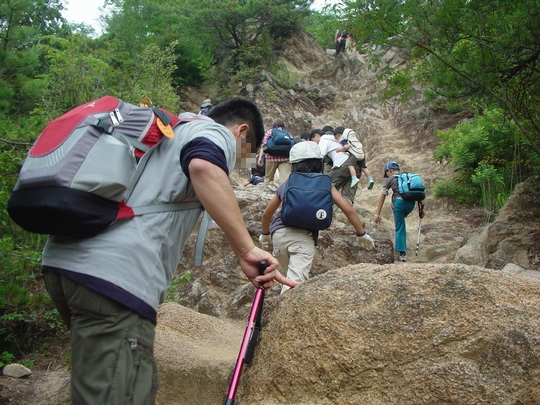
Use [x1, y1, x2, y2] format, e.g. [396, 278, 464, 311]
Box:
[124, 116, 208, 201]
[194, 211, 211, 267]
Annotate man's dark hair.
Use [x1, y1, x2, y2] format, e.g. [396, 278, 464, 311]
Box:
[309, 128, 324, 141]
[208, 98, 265, 152]
[272, 121, 285, 129]
[300, 132, 310, 140]
[322, 125, 334, 134]
[292, 158, 323, 174]
[334, 126, 345, 136]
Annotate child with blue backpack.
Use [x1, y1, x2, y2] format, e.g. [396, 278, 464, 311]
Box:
[259, 141, 375, 293]
[374, 161, 425, 262]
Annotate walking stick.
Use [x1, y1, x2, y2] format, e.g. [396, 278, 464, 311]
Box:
[416, 218, 422, 256]
[224, 261, 268, 405]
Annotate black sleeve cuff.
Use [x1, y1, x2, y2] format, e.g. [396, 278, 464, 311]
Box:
[180, 138, 229, 179]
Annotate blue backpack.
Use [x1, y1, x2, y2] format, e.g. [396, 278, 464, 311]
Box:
[263, 128, 293, 156]
[281, 172, 333, 230]
[393, 173, 426, 201]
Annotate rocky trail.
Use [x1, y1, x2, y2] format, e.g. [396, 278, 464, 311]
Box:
[2, 29, 539, 405]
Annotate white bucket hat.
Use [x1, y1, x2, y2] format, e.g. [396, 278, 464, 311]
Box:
[289, 141, 322, 163]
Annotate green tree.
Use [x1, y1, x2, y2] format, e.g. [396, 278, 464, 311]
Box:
[102, 0, 213, 88]
[340, 0, 540, 157]
[37, 35, 113, 118]
[0, 0, 69, 118]
[181, 0, 311, 85]
[433, 107, 540, 211]
[114, 42, 181, 112]
[334, 0, 540, 211]
[303, 9, 342, 50]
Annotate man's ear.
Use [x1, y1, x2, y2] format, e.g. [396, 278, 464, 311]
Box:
[238, 123, 249, 139]
[231, 123, 249, 139]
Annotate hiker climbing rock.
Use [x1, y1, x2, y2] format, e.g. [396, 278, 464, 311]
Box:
[374, 161, 426, 262]
[311, 126, 360, 206]
[198, 99, 213, 116]
[333, 126, 375, 189]
[260, 141, 374, 293]
[258, 121, 293, 185]
[335, 29, 348, 56]
[37, 98, 295, 404]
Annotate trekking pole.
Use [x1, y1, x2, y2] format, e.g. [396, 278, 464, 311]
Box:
[224, 260, 268, 405]
[416, 218, 422, 256]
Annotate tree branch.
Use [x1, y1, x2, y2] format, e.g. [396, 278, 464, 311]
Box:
[0, 137, 32, 146]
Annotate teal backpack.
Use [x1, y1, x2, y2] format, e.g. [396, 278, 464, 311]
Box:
[393, 173, 426, 201]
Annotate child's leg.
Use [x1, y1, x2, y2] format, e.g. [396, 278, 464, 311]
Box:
[273, 228, 315, 294]
[344, 155, 360, 187]
[349, 165, 360, 187]
[359, 159, 374, 189]
[393, 199, 416, 253]
[271, 228, 289, 281]
[361, 167, 371, 178]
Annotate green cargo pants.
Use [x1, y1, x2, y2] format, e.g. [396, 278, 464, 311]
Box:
[43, 271, 158, 405]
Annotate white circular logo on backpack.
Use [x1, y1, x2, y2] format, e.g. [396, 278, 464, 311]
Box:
[316, 209, 327, 220]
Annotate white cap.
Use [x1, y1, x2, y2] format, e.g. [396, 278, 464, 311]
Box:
[289, 141, 322, 163]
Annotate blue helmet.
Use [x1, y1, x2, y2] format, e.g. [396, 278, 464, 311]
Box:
[383, 161, 400, 177]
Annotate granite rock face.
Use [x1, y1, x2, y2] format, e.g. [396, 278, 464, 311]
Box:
[450, 175, 540, 273]
[238, 263, 540, 405]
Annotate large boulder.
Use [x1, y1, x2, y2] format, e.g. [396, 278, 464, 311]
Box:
[238, 263, 540, 405]
[154, 303, 243, 405]
[450, 174, 540, 273]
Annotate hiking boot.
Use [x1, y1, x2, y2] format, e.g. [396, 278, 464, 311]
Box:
[398, 254, 407, 262]
[351, 177, 360, 188]
[367, 180, 375, 190]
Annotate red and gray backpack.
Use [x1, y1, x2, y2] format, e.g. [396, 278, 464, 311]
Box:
[7, 96, 202, 237]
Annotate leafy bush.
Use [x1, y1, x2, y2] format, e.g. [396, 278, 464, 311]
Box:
[433, 107, 540, 211]
[268, 61, 294, 89]
[432, 175, 478, 206]
[0, 119, 65, 365]
[166, 271, 192, 303]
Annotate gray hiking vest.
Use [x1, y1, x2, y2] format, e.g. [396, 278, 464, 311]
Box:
[42, 114, 236, 312]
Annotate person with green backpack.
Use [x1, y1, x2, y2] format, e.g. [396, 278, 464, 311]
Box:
[374, 161, 425, 262]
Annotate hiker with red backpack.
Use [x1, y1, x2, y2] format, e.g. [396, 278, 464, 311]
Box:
[32, 98, 294, 405]
[259, 141, 374, 293]
[374, 161, 426, 263]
